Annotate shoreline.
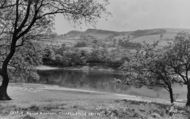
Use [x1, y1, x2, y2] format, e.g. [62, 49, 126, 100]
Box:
[35, 65, 123, 74]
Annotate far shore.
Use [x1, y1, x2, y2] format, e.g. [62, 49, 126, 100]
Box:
[35, 65, 123, 74]
[35, 65, 61, 70]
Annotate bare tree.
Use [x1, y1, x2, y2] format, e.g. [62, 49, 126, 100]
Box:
[0, 0, 108, 100]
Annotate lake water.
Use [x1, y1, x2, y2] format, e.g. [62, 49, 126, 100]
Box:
[37, 68, 187, 101]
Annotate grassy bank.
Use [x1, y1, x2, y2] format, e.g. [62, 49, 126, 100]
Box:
[0, 83, 189, 119]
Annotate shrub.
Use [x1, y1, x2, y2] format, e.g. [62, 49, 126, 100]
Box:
[74, 41, 87, 47]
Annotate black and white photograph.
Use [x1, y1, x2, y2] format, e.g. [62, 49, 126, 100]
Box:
[0, 0, 190, 118]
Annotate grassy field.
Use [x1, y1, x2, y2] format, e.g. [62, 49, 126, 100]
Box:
[0, 83, 189, 119]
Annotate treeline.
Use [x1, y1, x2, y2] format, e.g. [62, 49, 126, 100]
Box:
[42, 44, 125, 69]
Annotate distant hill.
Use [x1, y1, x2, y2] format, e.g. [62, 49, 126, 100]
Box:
[64, 30, 83, 37]
[63, 28, 125, 41]
[61, 28, 190, 44]
[39, 28, 190, 48]
[130, 29, 166, 38]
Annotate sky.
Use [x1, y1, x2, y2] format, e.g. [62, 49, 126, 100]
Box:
[54, 0, 190, 34]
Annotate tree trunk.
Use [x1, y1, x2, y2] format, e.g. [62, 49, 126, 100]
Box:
[0, 57, 13, 100]
[0, 36, 17, 100]
[0, 72, 11, 100]
[186, 82, 190, 106]
[168, 86, 174, 104]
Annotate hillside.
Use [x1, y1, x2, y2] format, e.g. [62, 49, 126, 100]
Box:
[62, 29, 125, 41]
[46, 28, 189, 47]
[35, 28, 190, 52]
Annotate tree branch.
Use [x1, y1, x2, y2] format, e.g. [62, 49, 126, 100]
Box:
[0, 0, 15, 9]
[14, 0, 19, 32]
[16, 1, 32, 34]
[16, 37, 25, 47]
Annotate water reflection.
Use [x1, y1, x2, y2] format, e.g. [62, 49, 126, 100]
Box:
[38, 69, 128, 93]
[38, 69, 186, 100]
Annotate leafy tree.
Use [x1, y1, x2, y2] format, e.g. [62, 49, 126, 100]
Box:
[164, 33, 190, 106]
[0, 0, 108, 100]
[54, 54, 63, 66]
[87, 47, 109, 64]
[9, 41, 42, 82]
[63, 49, 87, 66]
[121, 42, 176, 103]
[53, 44, 67, 55]
[74, 41, 87, 47]
[123, 33, 190, 106]
[42, 47, 56, 65]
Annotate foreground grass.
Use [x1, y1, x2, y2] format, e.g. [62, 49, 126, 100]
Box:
[0, 83, 189, 119]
